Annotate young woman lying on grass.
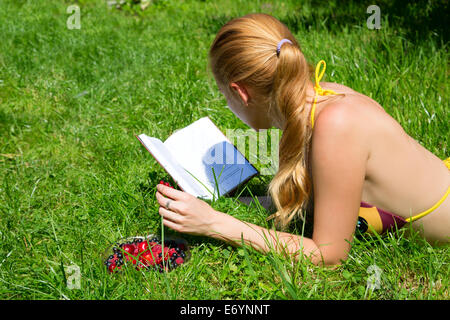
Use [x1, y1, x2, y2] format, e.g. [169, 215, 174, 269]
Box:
[155, 13, 450, 266]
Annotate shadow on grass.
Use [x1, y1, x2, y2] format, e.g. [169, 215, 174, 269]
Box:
[204, 0, 448, 45]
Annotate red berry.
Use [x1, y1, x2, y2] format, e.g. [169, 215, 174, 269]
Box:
[163, 247, 170, 261]
[125, 254, 137, 264]
[159, 180, 173, 188]
[148, 241, 158, 248]
[108, 261, 121, 273]
[137, 241, 149, 253]
[110, 237, 186, 273]
[121, 243, 136, 255]
[140, 251, 156, 266]
[168, 248, 177, 257]
[108, 263, 115, 272]
[152, 244, 162, 253]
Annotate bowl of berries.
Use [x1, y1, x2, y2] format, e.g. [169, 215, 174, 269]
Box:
[104, 234, 190, 273]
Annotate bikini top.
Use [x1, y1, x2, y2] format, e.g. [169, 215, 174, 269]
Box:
[311, 60, 450, 234]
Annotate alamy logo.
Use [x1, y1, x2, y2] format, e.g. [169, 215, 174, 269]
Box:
[366, 5, 381, 30]
[67, 5, 81, 30]
[366, 264, 382, 291]
[202, 129, 280, 176]
[66, 264, 81, 290]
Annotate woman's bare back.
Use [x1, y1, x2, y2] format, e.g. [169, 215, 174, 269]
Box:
[317, 82, 450, 243]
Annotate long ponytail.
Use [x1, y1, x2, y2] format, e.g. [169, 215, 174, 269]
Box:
[209, 13, 314, 230]
[269, 40, 314, 228]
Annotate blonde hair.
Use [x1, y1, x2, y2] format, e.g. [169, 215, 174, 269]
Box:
[209, 13, 314, 229]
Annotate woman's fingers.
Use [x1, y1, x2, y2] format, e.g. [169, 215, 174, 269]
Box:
[161, 217, 183, 233]
[155, 191, 183, 212]
[155, 190, 169, 207]
[158, 206, 183, 224]
[156, 183, 189, 201]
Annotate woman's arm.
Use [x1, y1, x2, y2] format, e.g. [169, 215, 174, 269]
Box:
[206, 210, 323, 264]
[155, 102, 369, 266]
[156, 186, 322, 264]
[156, 184, 322, 264]
[309, 102, 370, 265]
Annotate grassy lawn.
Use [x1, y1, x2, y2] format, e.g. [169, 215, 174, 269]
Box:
[0, 0, 448, 300]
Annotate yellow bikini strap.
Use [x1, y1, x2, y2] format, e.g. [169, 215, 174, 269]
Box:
[314, 60, 338, 96]
[311, 60, 339, 129]
[405, 186, 450, 223]
[444, 157, 450, 169]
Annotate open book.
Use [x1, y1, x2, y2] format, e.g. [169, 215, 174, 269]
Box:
[137, 116, 259, 200]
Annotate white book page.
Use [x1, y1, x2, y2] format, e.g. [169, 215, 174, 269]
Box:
[163, 117, 258, 198]
[137, 134, 209, 198]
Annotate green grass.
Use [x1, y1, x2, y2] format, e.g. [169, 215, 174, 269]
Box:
[0, 0, 448, 300]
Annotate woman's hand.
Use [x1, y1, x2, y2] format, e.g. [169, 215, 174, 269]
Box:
[155, 184, 220, 236]
[155, 184, 324, 264]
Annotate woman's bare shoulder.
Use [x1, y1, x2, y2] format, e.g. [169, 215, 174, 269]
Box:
[321, 82, 358, 95]
[313, 85, 388, 142]
[321, 82, 388, 118]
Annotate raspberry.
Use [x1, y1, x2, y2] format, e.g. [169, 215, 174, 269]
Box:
[151, 244, 162, 253]
[175, 257, 184, 265]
